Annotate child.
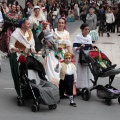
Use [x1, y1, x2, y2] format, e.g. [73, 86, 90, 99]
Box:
[55, 52, 77, 107]
[42, 22, 58, 57]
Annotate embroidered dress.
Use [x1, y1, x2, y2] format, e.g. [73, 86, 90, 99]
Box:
[3, 12, 19, 53]
[73, 34, 93, 89]
[53, 28, 71, 59]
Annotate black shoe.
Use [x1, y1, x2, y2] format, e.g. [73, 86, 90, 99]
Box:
[70, 102, 77, 107]
[118, 34, 120, 36]
[107, 33, 110, 37]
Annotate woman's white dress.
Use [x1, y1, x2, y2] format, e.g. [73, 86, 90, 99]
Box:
[45, 29, 71, 86]
[73, 34, 93, 89]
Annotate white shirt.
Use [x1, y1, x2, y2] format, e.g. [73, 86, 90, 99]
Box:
[0, 11, 3, 22]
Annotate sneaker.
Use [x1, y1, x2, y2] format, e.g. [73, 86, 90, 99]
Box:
[70, 102, 77, 107]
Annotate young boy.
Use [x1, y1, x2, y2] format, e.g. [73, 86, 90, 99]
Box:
[55, 52, 77, 107]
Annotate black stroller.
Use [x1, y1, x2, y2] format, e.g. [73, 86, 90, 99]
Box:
[78, 45, 120, 105]
[17, 55, 60, 112]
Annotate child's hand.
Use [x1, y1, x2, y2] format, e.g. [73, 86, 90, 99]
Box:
[56, 64, 59, 68]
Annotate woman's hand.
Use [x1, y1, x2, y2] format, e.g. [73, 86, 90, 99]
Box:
[76, 47, 81, 51]
[81, 44, 85, 47]
[13, 48, 20, 52]
[30, 48, 36, 53]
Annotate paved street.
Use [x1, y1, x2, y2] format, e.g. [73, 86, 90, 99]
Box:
[0, 20, 120, 120]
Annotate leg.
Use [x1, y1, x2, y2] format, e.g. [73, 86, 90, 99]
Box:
[9, 53, 20, 96]
[59, 80, 66, 98]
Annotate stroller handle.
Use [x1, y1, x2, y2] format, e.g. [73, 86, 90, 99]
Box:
[80, 44, 97, 50]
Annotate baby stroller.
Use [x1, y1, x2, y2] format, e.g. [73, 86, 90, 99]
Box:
[78, 45, 120, 105]
[17, 54, 60, 112]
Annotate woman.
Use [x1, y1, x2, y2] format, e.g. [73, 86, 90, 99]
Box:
[9, 18, 35, 96]
[29, 5, 46, 53]
[16, 5, 24, 19]
[105, 7, 115, 37]
[86, 8, 97, 30]
[73, 23, 94, 89]
[3, 4, 19, 53]
[44, 17, 72, 87]
[53, 17, 72, 54]
[2, 2, 9, 14]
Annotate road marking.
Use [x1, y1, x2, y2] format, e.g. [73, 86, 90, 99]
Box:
[4, 88, 14, 90]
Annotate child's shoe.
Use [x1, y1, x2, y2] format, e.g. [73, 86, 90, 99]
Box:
[70, 102, 77, 107]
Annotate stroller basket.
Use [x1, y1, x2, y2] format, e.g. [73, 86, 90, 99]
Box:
[97, 85, 120, 99]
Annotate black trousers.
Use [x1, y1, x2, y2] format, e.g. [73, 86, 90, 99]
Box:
[106, 23, 113, 33]
[9, 53, 20, 96]
[59, 75, 74, 96]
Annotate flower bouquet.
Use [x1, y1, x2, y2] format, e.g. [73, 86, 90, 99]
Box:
[55, 47, 64, 61]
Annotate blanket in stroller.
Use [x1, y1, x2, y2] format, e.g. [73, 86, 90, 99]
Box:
[19, 55, 60, 106]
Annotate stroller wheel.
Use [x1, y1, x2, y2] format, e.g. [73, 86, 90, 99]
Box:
[52, 104, 57, 109]
[118, 97, 120, 104]
[31, 104, 39, 112]
[105, 98, 111, 105]
[17, 99, 25, 106]
[81, 88, 91, 101]
[48, 105, 53, 110]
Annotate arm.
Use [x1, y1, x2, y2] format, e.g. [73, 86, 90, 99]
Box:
[112, 13, 115, 23]
[9, 36, 19, 52]
[74, 65, 77, 82]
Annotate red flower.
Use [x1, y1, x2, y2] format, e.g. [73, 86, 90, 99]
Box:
[58, 47, 62, 51]
[18, 55, 26, 64]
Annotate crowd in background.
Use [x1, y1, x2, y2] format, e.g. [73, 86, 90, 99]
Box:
[0, 0, 120, 53]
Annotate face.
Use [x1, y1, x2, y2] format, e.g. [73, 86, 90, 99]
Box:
[3, 3, 7, 8]
[22, 20, 30, 31]
[34, 8, 40, 16]
[64, 57, 71, 64]
[107, 8, 111, 12]
[82, 26, 90, 36]
[11, 5, 16, 12]
[58, 19, 65, 31]
[8, 4, 11, 9]
[89, 10, 94, 14]
[17, 5, 20, 11]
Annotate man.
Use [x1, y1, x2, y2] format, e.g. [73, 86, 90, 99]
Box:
[24, 2, 33, 18]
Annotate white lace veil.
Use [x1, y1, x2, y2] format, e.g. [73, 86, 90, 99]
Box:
[31, 6, 46, 22]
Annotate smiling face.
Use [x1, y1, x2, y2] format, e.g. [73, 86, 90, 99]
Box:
[34, 8, 40, 17]
[17, 5, 20, 11]
[11, 4, 16, 12]
[57, 18, 65, 31]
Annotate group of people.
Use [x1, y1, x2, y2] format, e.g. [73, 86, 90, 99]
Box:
[0, 0, 120, 108]
[8, 13, 94, 107]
